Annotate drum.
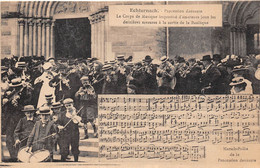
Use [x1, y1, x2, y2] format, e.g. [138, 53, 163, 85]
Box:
[17, 147, 32, 163]
[29, 149, 50, 163]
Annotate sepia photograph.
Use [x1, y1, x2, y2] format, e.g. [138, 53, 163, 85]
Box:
[0, 0, 260, 167]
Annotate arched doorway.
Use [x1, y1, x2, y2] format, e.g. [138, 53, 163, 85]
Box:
[54, 17, 91, 59]
[246, 10, 260, 55]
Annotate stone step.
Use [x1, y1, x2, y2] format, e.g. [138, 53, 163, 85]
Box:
[1, 134, 99, 161]
[80, 138, 98, 147]
[78, 146, 98, 157]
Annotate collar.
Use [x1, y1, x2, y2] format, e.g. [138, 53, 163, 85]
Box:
[27, 117, 34, 121]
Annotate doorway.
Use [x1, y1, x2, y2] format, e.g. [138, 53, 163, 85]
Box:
[54, 18, 91, 59]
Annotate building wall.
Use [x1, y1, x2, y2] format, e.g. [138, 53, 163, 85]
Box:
[1, 2, 19, 58]
[108, 26, 166, 61]
[168, 27, 213, 59]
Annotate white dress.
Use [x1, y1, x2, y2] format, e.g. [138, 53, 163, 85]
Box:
[34, 71, 55, 108]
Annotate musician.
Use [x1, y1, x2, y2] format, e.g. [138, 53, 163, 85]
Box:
[157, 56, 176, 94]
[102, 64, 117, 94]
[114, 55, 128, 94]
[26, 106, 58, 162]
[174, 57, 188, 94]
[49, 64, 71, 102]
[4, 78, 29, 162]
[200, 55, 221, 94]
[56, 98, 82, 162]
[129, 61, 146, 94]
[34, 62, 55, 108]
[185, 58, 202, 94]
[41, 94, 54, 110]
[212, 54, 231, 94]
[89, 62, 104, 95]
[14, 105, 37, 149]
[75, 76, 98, 139]
[142, 55, 158, 94]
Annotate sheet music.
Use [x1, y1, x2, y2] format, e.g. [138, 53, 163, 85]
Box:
[98, 95, 260, 162]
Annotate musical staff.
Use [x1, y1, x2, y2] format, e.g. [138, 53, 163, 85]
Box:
[98, 95, 260, 161]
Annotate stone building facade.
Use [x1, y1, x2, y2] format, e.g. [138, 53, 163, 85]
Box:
[1, 1, 260, 61]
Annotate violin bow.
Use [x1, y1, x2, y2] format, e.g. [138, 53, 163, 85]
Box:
[63, 106, 84, 129]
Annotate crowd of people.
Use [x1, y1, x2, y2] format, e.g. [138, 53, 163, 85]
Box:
[1, 53, 260, 162]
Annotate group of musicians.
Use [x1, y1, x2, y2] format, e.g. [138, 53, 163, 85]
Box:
[1, 53, 260, 162]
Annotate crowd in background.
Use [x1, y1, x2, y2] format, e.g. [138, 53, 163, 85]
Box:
[1, 53, 260, 162]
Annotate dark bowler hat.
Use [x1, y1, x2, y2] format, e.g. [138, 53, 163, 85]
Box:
[45, 93, 53, 100]
[117, 55, 125, 60]
[37, 106, 51, 115]
[212, 54, 222, 61]
[143, 55, 153, 62]
[51, 102, 63, 109]
[201, 55, 212, 61]
[9, 78, 23, 87]
[22, 105, 37, 112]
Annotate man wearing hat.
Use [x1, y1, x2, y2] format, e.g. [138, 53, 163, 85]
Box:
[157, 56, 176, 94]
[3, 78, 30, 161]
[143, 55, 158, 94]
[51, 102, 64, 122]
[115, 55, 128, 94]
[49, 64, 71, 102]
[14, 105, 37, 149]
[200, 55, 221, 94]
[174, 57, 188, 94]
[212, 54, 231, 94]
[56, 98, 81, 162]
[26, 106, 58, 162]
[185, 58, 202, 94]
[75, 76, 98, 139]
[102, 64, 117, 94]
[128, 61, 146, 94]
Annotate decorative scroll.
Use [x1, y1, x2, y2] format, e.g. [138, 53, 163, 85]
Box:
[98, 95, 260, 161]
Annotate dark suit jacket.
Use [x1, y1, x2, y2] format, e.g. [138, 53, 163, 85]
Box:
[27, 120, 57, 152]
[200, 64, 221, 94]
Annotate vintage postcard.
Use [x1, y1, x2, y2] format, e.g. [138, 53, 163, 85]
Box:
[1, 0, 260, 167]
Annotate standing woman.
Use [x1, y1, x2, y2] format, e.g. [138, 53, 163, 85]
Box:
[34, 62, 55, 108]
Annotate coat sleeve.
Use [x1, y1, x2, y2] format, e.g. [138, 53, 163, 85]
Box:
[27, 122, 37, 147]
[210, 67, 221, 84]
[14, 119, 23, 141]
